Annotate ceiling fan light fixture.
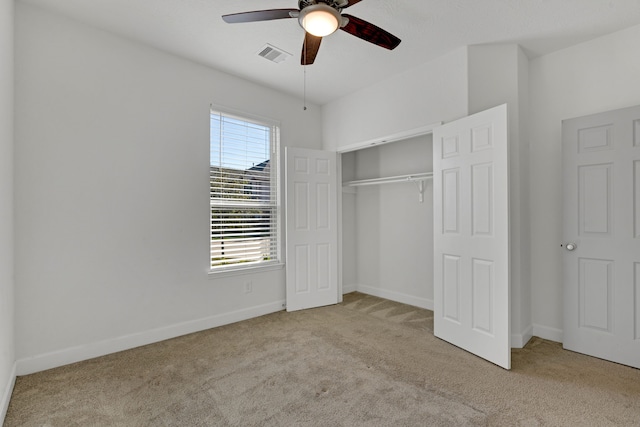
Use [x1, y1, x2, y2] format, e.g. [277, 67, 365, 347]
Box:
[299, 4, 340, 37]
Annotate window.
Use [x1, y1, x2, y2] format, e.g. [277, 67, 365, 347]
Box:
[210, 108, 280, 271]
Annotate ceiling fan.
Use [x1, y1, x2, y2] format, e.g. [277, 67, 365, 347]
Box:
[222, 0, 401, 65]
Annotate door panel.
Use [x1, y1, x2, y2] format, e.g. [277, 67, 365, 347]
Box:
[472, 258, 494, 334]
[285, 147, 339, 312]
[563, 104, 640, 369]
[635, 263, 640, 340]
[443, 254, 461, 322]
[635, 161, 640, 237]
[442, 168, 460, 234]
[434, 104, 510, 369]
[578, 163, 612, 236]
[578, 258, 613, 332]
[471, 163, 493, 236]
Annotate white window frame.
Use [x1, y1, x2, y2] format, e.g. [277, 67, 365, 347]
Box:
[209, 106, 282, 275]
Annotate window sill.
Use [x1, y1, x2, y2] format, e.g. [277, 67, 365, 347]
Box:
[208, 262, 285, 279]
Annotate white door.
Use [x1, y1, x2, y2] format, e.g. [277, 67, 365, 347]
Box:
[285, 147, 339, 312]
[562, 105, 640, 369]
[433, 104, 510, 369]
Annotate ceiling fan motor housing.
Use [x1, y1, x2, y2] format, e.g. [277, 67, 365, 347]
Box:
[299, 0, 349, 12]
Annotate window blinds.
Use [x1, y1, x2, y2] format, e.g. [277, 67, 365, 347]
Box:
[210, 110, 279, 269]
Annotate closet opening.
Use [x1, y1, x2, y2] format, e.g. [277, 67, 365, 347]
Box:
[340, 133, 434, 310]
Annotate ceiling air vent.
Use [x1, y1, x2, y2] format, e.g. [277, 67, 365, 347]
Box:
[257, 44, 292, 63]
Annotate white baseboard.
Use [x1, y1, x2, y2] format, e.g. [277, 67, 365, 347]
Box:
[356, 285, 433, 310]
[533, 323, 563, 343]
[348, 286, 560, 348]
[16, 300, 285, 376]
[342, 283, 358, 294]
[1, 362, 16, 425]
[511, 325, 533, 349]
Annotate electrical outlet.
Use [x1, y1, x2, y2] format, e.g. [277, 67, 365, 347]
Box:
[244, 281, 253, 294]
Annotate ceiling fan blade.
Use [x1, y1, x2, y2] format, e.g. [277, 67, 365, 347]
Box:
[340, 14, 401, 50]
[342, 0, 364, 8]
[301, 32, 322, 65]
[222, 9, 298, 24]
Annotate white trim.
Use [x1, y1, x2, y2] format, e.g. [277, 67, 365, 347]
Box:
[337, 153, 344, 304]
[208, 262, 284, 279]
[511, 325, 533, 349]
[1, 362, 16, 424]
[355, 284, 535, 350]
[357, 285, 433, 310]
[209, 106, 281, 272]
[16, 301, 285, 376]
[533, 324, 563, 343]
[351, 285, 537, 350]
[336, 122, 442, 154]
[342, 283, 358, 295]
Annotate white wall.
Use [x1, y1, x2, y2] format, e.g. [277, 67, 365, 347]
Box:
[322, 48, 469, 152]
[325, 47, 467, 310]
[12, 2, 640, 384]
[529, 23, 640, 340]
[0, 0, 15, 421]
[326, 44, 532, 343]
[340, 152, 357, 292]
[467, 44, 532, 346]
[331, 26, 640, 344]
[14, 3, 323, 374]
[344, 136, 434, 308]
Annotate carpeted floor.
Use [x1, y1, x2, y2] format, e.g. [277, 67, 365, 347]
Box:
[5, 292, 640, 426]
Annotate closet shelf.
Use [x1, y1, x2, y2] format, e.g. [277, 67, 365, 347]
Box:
[342, 172, 433, 187]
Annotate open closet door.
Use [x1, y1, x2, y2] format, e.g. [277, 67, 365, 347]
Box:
[433, 104, 510, 369]
[285, 147, 339, 312]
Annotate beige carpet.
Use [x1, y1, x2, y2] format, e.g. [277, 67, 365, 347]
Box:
[5, 292, 640, 426]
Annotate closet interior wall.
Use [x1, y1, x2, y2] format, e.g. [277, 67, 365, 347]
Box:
[341, 135, 434, 309]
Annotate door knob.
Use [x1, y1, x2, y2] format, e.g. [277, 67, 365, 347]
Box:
[565, 243, 577, 251]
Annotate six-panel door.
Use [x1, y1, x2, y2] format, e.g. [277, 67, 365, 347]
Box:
[433, 104, 511, 370]
[562, 105, 640, 369]
[285, 147, 339, 312]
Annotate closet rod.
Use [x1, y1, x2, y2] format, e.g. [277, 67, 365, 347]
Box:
[342, 172, 433, 187]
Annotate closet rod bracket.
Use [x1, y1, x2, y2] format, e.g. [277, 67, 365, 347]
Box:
[413, 179, 425, 203]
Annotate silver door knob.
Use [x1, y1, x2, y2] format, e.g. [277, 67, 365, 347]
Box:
[565, 243, 577, 251]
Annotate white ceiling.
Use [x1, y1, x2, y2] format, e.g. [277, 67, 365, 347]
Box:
[20, 0, 640, 105]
